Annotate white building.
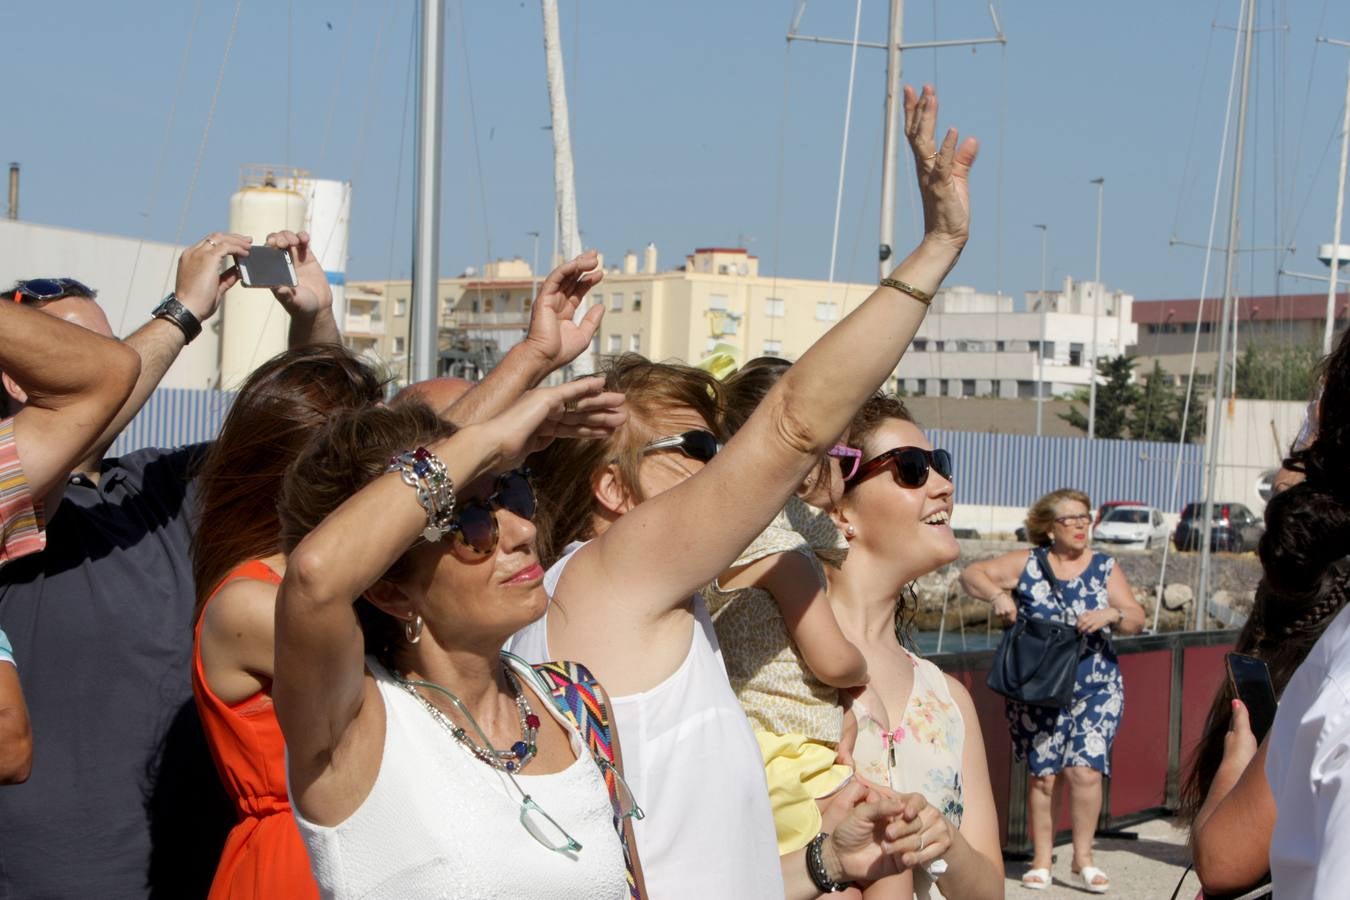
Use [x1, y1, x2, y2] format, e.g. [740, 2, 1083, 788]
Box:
[896, 276, 1137, 399]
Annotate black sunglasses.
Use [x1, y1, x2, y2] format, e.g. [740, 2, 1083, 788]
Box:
[449, 469, 537, 556]
[639, 430, 720, 464]
[11, 278, 97, 304]
[845, 446, 953, 492]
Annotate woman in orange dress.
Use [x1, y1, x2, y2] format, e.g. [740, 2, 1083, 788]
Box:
[191, 343, 385, 898]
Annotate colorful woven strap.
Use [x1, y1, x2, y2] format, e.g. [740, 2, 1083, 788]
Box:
[534, 660, 642, 899]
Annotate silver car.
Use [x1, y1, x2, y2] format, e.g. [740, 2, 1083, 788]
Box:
[1092, 505, 1170, 550]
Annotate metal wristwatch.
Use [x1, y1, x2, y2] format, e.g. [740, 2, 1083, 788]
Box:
[152, 293, 202, 344]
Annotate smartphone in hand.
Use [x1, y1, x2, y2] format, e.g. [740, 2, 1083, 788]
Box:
[236, 246, 298, 288]
[1226, 652, 1278, 743]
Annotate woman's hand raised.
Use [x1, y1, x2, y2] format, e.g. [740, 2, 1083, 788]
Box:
[481, 376, 626, 470]
[905, 84, 978, 253]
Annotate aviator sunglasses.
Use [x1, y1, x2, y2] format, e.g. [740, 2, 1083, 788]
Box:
[448, 469, 536, 556]
[639, 429, 720, 464]
[844, 446, 953, 492]
[11, 278, 97, 304]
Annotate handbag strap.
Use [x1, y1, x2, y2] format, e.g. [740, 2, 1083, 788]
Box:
[1031, 546, 1074, 624]
[531, 659, 642, 900]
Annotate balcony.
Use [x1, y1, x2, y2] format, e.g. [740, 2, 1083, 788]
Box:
[345, 313, 385, 336]
[448, 311, 531, 328]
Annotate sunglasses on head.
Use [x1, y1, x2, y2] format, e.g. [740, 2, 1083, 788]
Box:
[11, 278, 97, 304]
[844, 446, 953, 492]
[828, 443, 862, 481]
[447, 469, 536, 556]
[640, 429, 720, 464]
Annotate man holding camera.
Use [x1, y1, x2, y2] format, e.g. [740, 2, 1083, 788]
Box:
[0, 230, 338, 897]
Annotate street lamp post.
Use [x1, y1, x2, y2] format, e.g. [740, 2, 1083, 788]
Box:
[1034, 224, 1049, 436]
[1089, 178, 1105, 440]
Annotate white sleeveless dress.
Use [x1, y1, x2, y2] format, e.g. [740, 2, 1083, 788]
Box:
[290, 656, 629, 900]
[508, 541, 785, 899]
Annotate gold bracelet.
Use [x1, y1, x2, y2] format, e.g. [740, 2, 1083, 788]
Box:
[879, 277, 932, 306]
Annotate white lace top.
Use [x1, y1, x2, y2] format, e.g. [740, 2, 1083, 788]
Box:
[290, 657, 629, 900]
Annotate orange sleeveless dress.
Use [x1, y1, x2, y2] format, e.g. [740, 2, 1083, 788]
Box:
[192, 559, 319, 900]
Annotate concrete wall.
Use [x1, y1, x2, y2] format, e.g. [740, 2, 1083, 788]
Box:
[1204, 397, 1305, 516]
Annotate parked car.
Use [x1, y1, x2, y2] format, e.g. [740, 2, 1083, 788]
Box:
[1096, 499, 1147, 527]
[1092, 505, 1170, 550]
[1172, 502, 1264, 552]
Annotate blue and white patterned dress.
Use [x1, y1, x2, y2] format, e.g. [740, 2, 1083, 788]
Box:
[1003, 551, 1124, 777]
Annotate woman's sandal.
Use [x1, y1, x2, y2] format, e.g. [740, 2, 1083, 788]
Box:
[1020, 867, 1051, 890]
[1071, 865, 1110, 893]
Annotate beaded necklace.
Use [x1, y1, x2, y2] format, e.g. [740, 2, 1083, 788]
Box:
[395, 665, 542, 773]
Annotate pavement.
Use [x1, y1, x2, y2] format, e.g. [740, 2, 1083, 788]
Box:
[998, 818, 1194, 899]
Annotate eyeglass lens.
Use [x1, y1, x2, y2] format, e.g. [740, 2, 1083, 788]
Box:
[452, 471, 535, 555]
[893, 448, 953, 488]
[519, 795, 583, 853]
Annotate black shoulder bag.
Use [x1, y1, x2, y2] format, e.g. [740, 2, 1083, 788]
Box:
[986, 547, 1086, 708]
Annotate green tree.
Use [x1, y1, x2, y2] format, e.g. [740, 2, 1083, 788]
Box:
[1059, 355, 1140, 438]
[1132, 360, 1203, 443]
[1233, 342, 1319, 402]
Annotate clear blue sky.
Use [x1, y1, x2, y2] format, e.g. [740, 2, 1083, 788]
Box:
[2, 0, 1346, 303]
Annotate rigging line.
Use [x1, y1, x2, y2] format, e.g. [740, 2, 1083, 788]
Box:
[1279, 0, 1329, 250]
[386, 9, 418, 285]
[457, 0, 494, 270]
[160, 0, 245, 302]
[350, 0, 398, 190]
[994, 14, 1007, 385]
[1285, 117, 1344, 243]
[1168, 2, 1221, 242]
[825, 0, 864, 292]
[117, 0, 206, 336]
[1153, 0, 1245, 633]
[841, 105, 882, 317]
[319, 0, 363, 173]
[287, 0, 294, 166]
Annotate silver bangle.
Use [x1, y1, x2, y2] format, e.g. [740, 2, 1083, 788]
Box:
[387, 447, 456, 541]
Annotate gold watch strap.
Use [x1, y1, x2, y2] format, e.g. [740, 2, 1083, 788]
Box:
[879, 277, 932, 305]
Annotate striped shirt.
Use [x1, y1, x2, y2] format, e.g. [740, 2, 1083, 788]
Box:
[0, 417, 45, 567]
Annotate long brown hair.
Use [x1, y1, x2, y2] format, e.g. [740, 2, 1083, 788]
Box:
[527, 353, 723, 567]
[192, 345, 386, 621]
[278, 401, 458, 669]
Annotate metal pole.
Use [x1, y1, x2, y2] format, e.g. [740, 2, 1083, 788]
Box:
[1089, 178, 1104, 439]
[1035, 224, 1048, 436]
[1198, 0, 1257, 630]
[411, 0, 444, 384]
[1323, 51, 1350, 355]
[878, 0, 904, 279]
[528, 230, 541, 301]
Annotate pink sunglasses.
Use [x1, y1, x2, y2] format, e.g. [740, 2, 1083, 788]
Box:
[827, 443, 862, 481]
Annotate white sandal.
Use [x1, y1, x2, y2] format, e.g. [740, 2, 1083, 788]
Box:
[1020, 867, 1051, 890]
[1072, 865, 1110, 893]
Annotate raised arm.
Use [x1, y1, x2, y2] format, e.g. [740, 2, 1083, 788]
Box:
[568, 84, 977, 620]
[0, 656, 32, 785]
[2, 301, 140, 499]
[445, 251, 605, 425]
[959, 550, 1028, 626]
[265, 230, 342, 348]
[1191, 701, 1274, 895]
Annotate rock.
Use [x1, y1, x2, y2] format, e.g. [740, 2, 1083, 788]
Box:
[1163, 583, 1193, 610]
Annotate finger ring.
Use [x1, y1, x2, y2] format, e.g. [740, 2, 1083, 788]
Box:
[917, 831, 926, 852]
[563, 399, 578, 413]
[205, 238, 219, 247]
[925, 151, 940, 161]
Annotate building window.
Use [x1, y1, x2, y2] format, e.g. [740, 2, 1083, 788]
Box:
[1069, 343, 1083, 367]
[607, 334, 621, 354]
[629, 334, 640, 352]
[611, 293, 624, 311]
[962, 379, 976, 397]
[763, 338, 783, 355]
[706, 337, 720, 352]
[940, 379, 952, 397]
[484, 298, 495, 313]
[632, 293, 642, 311]
[523, 297, 532, 311]
[394, 297, 408, 317]
[913, 338, 928, 352]
[765, 297, 785, 318]
[815, 302, 839, 322]
[393, 336, 405, 354]
[709, 294, 729, 312]
[470, 299, 480, 314]
[914, 380, 928, 397]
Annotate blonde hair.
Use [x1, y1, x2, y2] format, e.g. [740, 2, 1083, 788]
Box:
[1025, 488, 1092, 547]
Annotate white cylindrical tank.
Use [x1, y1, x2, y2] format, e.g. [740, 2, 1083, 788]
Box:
[220, 167, 307, 389]
[623, 250, 638, 274]
[300, 178, 352, 326]
[644, 242, 658, 274]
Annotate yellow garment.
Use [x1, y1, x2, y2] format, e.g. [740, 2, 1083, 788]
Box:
[756, 730, 853, 855]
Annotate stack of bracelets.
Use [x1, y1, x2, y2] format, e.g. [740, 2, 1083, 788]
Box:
[387, 447, 457, 542]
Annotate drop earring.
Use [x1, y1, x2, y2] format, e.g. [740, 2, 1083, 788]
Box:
[404, 614, 424, 644]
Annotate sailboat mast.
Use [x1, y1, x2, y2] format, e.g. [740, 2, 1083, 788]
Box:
[540, 0, 591, 375]
[1324, 49, 1350, 355]
[411, 0, 445, 384]
[877, 0, 904, 279]
[1196, 0, 1257, 630]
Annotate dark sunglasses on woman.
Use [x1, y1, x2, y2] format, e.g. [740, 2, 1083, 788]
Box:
[844, 446, 953, 492]
[11, 277, 97, 304]
[639, 429, 720, 464]
[449, 469, 537, 556]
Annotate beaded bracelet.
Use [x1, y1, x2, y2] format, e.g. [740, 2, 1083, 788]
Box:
[806, 832, 851, 893]
[387, 447, 457, 542]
